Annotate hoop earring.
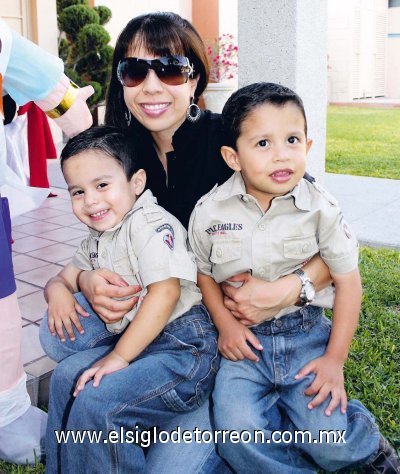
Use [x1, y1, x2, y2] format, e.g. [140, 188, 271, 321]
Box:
[125, 110, 132, 127]
[186, 98, 201, 123]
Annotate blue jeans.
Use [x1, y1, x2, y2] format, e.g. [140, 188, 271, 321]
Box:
[213, 305, 380, 473]
[40, 293, 224, 473]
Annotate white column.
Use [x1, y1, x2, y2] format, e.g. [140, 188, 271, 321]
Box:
[238, 0, 328, 182]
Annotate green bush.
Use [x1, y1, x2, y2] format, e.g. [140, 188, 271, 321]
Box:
[58, 37, 69, 62]
[57, 0, 88, 12]
[87, 81, 103, 107]
[77, 24, 110, 56]
[76, 46, 113, 78]
[59, 5, 99, 38]
[64, 67, 83, 88]
[94, 5, 112, 25]
[57, 1, 113, 112]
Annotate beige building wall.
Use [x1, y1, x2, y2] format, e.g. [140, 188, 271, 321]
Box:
[94, 0, 192, 46]
[327, 0, 388, 102]
[386, 5, 400, 97]
[0, 0, 30, 36]
[0, 1, 58, 54]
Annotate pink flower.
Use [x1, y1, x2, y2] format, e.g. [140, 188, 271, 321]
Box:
[206, 34, 238, 82]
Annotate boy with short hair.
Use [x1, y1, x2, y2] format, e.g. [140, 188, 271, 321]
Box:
[188, 82, 399, 473]
[40, 126, 219, 471]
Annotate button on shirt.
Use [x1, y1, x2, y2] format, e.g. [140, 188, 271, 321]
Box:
[189, 172, 359, 321]
[72, 190, 202, 333]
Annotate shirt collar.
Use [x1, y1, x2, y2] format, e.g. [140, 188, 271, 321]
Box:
[88, 189, 158, 238]
[213, 172, 247, 201]
[285, 178, 312, 211]
[213, 172, 312, 211]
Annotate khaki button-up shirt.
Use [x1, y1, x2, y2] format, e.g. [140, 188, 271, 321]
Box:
[73, 190, 202, 333]
[189, 172, 358, 320]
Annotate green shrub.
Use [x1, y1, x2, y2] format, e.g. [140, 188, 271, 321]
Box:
[94, 5, 112, 25]
[77, 24, 110, 55]
[57, 0, 88, 12]
[59, 5, 99, 38]
[57, 1, 113, 112]
[87, 81, 103, 107]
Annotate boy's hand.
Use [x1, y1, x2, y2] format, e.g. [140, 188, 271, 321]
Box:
[73, 351, 129, 396]
[48, 288, 89, 342]
[218, 319, 262, 362]
[295, 354, 347, 416]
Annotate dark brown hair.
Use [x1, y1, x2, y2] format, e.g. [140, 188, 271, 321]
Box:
[105, 12, 209, 129]
[222, 82, 308, 149]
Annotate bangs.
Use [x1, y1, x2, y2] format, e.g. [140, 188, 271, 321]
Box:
[128, 22, 186, 58]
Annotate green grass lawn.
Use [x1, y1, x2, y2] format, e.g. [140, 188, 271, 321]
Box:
[343, 246, 399, 445]
[326, 106, 400, 179]
[0, 247, 398, 473]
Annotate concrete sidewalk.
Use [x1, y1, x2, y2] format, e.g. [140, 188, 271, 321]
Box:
[325, 173, 400, 250]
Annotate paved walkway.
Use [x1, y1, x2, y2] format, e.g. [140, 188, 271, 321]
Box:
[10, 161, 399, 406]
[325, 173, 400, 250]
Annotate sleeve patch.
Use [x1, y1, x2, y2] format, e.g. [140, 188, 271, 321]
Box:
[156, 223, 175, 251]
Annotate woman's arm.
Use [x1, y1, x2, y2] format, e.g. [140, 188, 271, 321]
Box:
[221, 253, 332, 326]
[78, 269, 141, 323]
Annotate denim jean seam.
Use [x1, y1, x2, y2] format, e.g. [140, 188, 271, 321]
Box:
[108, 343, 207, 414]
[164, 305, 208, 331]
[166, 317, 204, 331]
[86, 330, 117, 348]
[163, 330, 197, 351]
[108, 377, 186, 422]
[106, 346, 214, 419]
[190, 342, 220, 407]
[343, 412, 380, 468]
[348, 411, 378, 434]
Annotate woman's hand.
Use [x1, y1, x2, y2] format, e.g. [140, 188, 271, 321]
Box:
[221, 272, 300, 326]
[79, 269, 141, 323]
[73, 351, 129, 396]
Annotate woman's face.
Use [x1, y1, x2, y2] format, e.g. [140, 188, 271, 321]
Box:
[122, 45, 198, 139]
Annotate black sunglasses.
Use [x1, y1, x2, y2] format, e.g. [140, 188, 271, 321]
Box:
[117, 55, 194, 87]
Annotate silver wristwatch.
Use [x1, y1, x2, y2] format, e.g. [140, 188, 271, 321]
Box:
[294, 269, 315, 306]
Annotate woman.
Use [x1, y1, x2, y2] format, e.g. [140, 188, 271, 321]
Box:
[43, 12, 331, 473]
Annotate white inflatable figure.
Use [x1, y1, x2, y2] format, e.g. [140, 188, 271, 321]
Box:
[0, 19, 93, 464]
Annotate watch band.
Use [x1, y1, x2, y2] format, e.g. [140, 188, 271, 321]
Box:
[294, 269, 315, 306]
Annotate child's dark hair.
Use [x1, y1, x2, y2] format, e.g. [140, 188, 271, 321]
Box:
[60, 126, 138, 180]
[222, 82, 307, 149]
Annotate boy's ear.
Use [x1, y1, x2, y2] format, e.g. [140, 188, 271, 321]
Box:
[130, 169, 146, 196]
[306, 138, 313, 154]
[220, 146, 242, 172]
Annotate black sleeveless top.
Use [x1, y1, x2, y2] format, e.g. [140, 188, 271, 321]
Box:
[130, 110, 233, 229]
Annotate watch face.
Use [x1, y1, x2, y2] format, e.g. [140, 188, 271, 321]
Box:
[305, 283, 316, 301]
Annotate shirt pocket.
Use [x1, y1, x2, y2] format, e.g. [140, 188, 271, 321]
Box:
[112, 253, 141, 287]
[283, 234, 318, 260]
[210, 238, 242, 265]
